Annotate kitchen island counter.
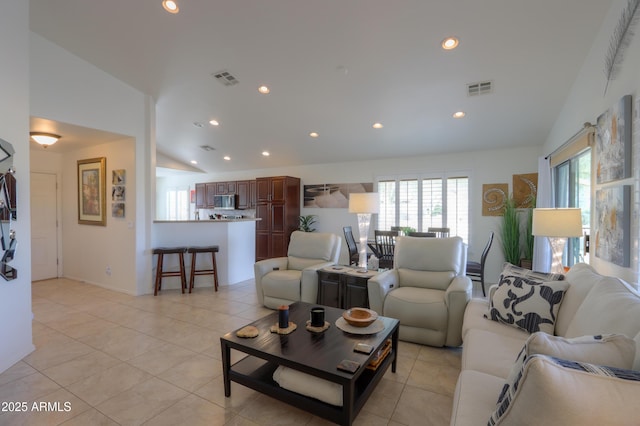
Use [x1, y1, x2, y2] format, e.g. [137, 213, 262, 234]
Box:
[152, 219, 257, 291]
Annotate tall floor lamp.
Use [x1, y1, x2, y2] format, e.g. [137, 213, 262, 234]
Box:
[532, 208, 582, 274]
[348, 193, 379, 271]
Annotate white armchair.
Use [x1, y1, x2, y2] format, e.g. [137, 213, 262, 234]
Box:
[367, 236, 471, 347]
[254, 231, 341, 309]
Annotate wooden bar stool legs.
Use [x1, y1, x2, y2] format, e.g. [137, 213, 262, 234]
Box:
[187, 246, 219, 292]
[152, 247, 187, 296]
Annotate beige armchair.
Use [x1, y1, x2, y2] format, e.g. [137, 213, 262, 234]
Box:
[367, 236, 471, 347]
[255, 231, 341, 309]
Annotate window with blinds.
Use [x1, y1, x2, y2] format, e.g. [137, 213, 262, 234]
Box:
[377, 174, 469, 242]
[166, 186, 190, 220]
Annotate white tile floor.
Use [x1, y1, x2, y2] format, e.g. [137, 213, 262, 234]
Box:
[0, 278, 482, 425]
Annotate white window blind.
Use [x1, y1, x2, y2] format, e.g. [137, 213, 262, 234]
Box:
[377, 174, 469, 242]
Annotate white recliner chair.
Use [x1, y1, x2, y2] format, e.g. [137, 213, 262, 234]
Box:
[254, 231, 341, 309]
[367, 236, 471, 347]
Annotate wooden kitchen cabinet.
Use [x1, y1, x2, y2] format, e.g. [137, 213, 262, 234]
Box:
[195, 183, 206, 209]
[205, 183, 217, 208]
[249, 180, 256, 208]
[236, 180, 251, 209]
[255, 176, 300, 261]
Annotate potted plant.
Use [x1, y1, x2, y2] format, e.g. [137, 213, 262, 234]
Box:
[520, 206, 534, 269]
[401, 226, 416, 236]
[500, 195, 521, 265]
[298, 214, 318, 232]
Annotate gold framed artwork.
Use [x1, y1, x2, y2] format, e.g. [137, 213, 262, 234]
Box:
[77, 157, 106, 226]
[512, 173, 538, 208]
[482, 183, 508, 216]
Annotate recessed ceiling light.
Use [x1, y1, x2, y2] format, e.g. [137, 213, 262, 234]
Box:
[223, 156, 231, 161]
[441, 36, 459, 50]
[162, 0, 179, 14]
[309, 132, 319, 138]
[258, 85, 270, 94]
[209, 119, 219, 126]
[453, 111, 466, 118]
[262, 151, 270, 156]
[193, 121, 204, 128]
[372, 122, 384, 129]
[190, 160, 198, 164]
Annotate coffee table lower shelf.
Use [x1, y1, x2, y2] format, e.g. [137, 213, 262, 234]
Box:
[227, 351, 395, 425]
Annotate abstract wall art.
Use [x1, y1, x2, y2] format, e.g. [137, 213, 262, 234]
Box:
[594, 185, 631, 267]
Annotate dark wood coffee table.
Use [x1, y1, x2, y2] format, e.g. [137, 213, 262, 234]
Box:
[221, 302, 399, 426]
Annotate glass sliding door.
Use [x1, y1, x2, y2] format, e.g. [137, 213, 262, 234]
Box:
[554, 149, 590, 266]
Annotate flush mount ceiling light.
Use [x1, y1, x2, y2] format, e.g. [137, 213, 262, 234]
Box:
[309, 132, 319, 138]
[372, 122, 384, 129]
[453, 111, 466, 118]
[30, 132, 60, 147]
[209, 119, 219, 126]
[162, 0, 179, 13]
[262, 151, 270, 156]
[258, 85, 270, 94]
[441, 36, 459, 50]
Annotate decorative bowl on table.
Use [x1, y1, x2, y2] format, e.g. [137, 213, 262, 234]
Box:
[342, 307, 378, 327]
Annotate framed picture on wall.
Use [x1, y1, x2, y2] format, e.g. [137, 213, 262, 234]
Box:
[78, 157, 107, 226]
[594, 185, 630, 267]
[596, 94, 632, 184]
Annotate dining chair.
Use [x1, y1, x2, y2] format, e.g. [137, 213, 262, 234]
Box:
[343, 226, 359, 266]
[374, 230, 398, 269]
[407, 231, 437, 237]
[427, 227, 450, 238]
[466, 231, 494, 297]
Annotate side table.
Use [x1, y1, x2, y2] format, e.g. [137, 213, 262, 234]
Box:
[317, 266, 378, 309]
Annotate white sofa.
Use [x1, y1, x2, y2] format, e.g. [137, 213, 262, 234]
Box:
[254, 231, 341, 309]
[451, 263, 640, 425]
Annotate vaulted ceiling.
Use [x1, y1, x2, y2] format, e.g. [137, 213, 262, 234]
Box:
[29, 0, 613, 173]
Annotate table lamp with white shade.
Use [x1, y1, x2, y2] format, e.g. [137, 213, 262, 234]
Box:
[348, 193, 379, 271]
[532, 208, 582, 274]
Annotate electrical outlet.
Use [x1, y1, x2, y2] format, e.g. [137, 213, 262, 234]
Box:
[105, 265, 112, 276]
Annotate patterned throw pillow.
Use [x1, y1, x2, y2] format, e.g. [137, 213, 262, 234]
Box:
[488, 354, 640, 426]
[498, 262, 565, 283]
[495, 333, 636, 410]
[485, 275, 569, 334]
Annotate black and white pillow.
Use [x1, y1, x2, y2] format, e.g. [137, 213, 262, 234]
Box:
[495, 333, 636, 411]
[498, 262, 565, 283]
[488, 354, 640, 426]
[485, 275, 569, 334]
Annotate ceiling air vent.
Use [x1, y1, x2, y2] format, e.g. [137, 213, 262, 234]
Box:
[200, 145, 216, 152]
[212, 70, 239, 87]
[467, 80, 493, 96]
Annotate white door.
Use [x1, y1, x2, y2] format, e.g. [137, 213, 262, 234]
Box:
[31, 172, 58, 281]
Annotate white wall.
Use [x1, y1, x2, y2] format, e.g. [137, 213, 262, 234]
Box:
[60, 139, 137, 293]
[0, 0, 34, 373]
[30, 33, 154, 295]
[544, 0, 640, 284]
[158, 145, 542, 283]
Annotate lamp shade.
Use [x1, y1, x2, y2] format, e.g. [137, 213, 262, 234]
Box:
[532, 208, 582, 237]
[348, 192, 379, 214]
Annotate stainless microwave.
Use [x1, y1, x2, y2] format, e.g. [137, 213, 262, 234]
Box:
[213, 194, 236, 210]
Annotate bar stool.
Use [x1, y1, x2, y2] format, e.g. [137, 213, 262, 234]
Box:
[152, 247, 187, 296]
[187, 246, 219, 292]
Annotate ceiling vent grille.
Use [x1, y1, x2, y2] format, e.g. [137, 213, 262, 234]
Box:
[467, 80, 493, 96]
[212, 70, 239, 86]
[200, 145, 216, 152]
